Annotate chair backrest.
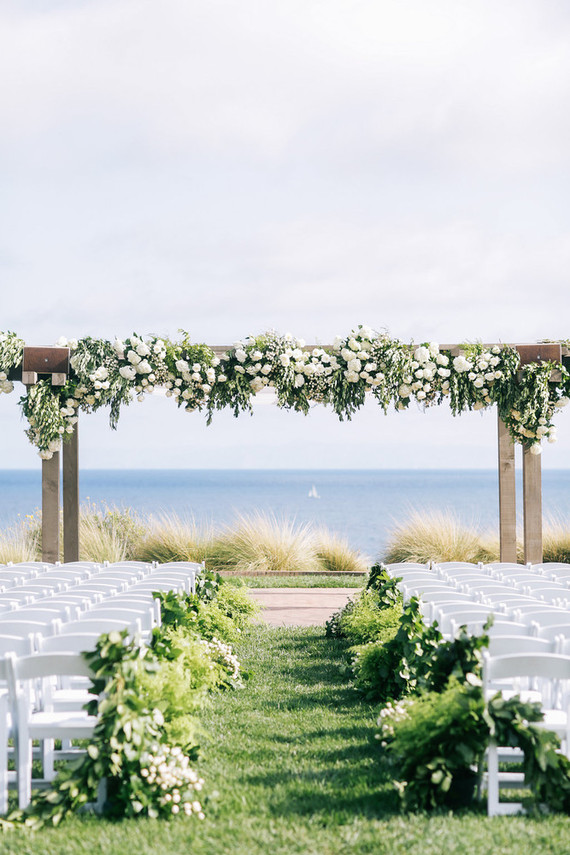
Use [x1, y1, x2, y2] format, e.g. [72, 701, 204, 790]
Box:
[0, 619, 61, 638]
[0, 635, 35, 656]
[488, 635, 554, 656]
[37, 633, 101, 654]
[60, 617, 141, 636]
[10, 651, 96, 687]
[535, 622, 570, 640]
[450, 619, 529, 638]
[519, 610, 570, 627]
[484, 652, 570, 683]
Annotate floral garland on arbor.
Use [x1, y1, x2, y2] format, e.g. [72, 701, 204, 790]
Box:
[0, 327, 569, 459]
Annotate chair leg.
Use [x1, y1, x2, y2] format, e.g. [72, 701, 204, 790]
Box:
[487, 741, 499, 816]
[17, 721, 33, 811]
[0, 696, 8, 815]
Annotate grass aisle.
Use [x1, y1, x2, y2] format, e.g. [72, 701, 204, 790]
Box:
[4, 625, 570, 854]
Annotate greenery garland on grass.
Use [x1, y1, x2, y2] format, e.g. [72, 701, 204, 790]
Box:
[1, 572, 258, 830]
[1, 327, 569, 458]
[330, 563, 570, 814]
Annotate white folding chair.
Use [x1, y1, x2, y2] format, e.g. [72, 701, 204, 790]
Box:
[8, 652, 99, 809]
[483, 652, 570, 816]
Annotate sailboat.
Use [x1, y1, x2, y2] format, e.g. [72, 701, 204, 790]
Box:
[308, 485, 320, 499]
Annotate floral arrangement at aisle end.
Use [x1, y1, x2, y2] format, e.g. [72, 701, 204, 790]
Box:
[1, 327, 569, 459]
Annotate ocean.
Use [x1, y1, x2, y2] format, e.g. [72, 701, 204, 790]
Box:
[1, 469, 570, 561]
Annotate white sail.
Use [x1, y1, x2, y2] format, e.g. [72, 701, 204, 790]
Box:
[308, 485, 320, 499]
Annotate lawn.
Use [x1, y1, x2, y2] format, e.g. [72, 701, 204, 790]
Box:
[3, 625, 570, 854]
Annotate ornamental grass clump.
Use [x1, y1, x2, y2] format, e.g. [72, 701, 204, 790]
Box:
[78, 504, 145, 564]
[542, 514, 570, 564]
[383, 510, 484, 565]
[208, 512, 320, 574]
[0, 515, 39, 564]
[135, 512, 213, 564]
[314, 529, 368, 573]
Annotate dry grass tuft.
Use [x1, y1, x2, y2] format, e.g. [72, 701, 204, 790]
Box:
[383, 510, 485, 565]
[208, 513, 321, 574]
[135, 512, 213, 564]
[542, 515, 570, 564]
[0, 515, 40, 564]
[314, 530, 368, 573]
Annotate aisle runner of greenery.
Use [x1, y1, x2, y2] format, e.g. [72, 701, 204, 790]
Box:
[1, 571, 258, 829]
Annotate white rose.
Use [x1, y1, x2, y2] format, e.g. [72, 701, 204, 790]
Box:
[127, 350, 141, 365]
[414, 346, 430, 364]
[113, 339, 125, 356]
[136, 342, 151, 357]
[348, 338, 359, 351]
[437, 368, 450, 378]
[557, 397, 570, 408]
[38, 450, 53, 460]
[436, 353, 449, 366]
[137, 360, 152, 374]
[235, 349, 247, 363]
[119, 366, 136, 381]
[485, 372, 495, 382]
[529, 443, 542, 456]
[416, 390, 426, 400]
[279, 354, 290, 367]
[473, 401, 485, 411]
[348, 358, 362, 372]
[175, 360, 189, 372]
[294, 374, 305, 388]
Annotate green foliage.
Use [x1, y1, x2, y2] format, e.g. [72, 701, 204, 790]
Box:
[381, 680, 488, 810]
[337, 591, 402, 646]
[10, 631, 206, 828]
[366, 563, 403, 608]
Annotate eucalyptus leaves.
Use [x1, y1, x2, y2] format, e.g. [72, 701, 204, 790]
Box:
[1, 327, 569, 459]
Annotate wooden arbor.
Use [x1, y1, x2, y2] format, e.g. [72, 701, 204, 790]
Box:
[9, 342, 568, 565]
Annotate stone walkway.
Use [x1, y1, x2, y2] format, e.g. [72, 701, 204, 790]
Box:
[248, 587, 358, 627]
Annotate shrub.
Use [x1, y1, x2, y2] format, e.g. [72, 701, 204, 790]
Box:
[208, 512, 320, 574]
[135, 512, 213, 564]
[336, 591, 402, 646]
[0, 514, 39, 563]
[313, 530, 368, 572]
[542, 515, 570, 564]
[383, 510, 485, 565]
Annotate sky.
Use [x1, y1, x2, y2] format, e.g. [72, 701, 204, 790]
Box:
[1, 0, 570, 469]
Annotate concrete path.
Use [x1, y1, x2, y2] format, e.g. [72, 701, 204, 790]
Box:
[248, 588, 358, 627]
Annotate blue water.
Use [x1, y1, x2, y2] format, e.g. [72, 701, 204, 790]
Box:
[1, 469, 570, 560]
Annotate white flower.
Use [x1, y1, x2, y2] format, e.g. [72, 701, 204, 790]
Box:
[436, 353, 449, 366]
[348, 338, 359, 351]
[557, 397, 570, 408]
[279, 354, 291, 367]
[416, 390, 426, 400]
[348, 358, 361, 373]
[136, 342, 151, 357]
[55, 336, 68, 347]
[113, 339, 125, 357]
[414, 346, 430, 364]
[294, 374, 305, 388]
[235, 349, 247, 363]
[93, 366, 108, 381]
[453, 355, 472, 373]
[175, 360, 189, 372]
[38, 450, 53, 460]
[530, 443, 542, 456]
[473, 401, 485, 411]
[437, 368, 450, 378]
[137, 360, 152, 374]
[127, 350, 141, 365]
[473, 377, 484, 388]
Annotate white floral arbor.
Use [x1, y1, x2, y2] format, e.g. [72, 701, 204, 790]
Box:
[1, 329, 569, 565]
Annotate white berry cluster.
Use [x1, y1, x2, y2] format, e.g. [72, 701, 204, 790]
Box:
[376, 699, 412, 748]
[139, 743, 205, 819]
[201, 636, 242, 685]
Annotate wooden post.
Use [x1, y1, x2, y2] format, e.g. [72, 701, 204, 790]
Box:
[497, 413, 518, 563]
[523, 446, 543, 565]
[63, 424, 80, 563]
[42, 452, 60, 563]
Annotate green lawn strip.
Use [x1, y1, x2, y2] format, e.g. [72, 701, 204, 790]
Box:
[3, 626, 570, 854]
[223, 574, 366, 588]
